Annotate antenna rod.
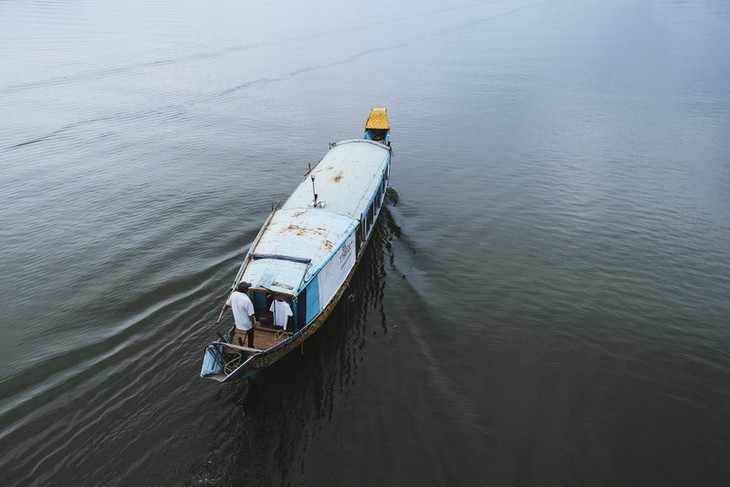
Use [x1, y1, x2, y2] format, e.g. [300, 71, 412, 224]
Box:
[311, 175, 318, 206]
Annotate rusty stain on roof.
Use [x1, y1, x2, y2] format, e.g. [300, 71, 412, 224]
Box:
[281, 224, 328, 237]
[239, 140, 390, 293]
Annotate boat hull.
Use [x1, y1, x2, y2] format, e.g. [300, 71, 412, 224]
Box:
[200, 110, 392, 383]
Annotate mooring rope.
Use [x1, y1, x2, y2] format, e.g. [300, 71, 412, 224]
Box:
[223, 352, 243, 375]
[275, 329, 293, 341]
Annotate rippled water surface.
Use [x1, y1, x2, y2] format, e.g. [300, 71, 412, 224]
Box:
[2, 0, 730, 485]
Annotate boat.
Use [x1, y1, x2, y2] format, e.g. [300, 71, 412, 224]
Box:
[200, 109, 392, 383]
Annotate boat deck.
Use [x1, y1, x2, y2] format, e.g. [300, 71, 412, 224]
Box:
[231, 326, 292, 351]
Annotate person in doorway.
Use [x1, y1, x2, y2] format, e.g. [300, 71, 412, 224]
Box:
[226, 281, 257, 347]
[270, 294, 293, 331]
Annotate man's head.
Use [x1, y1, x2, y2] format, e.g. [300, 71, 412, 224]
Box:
[237, 281, 251, 293]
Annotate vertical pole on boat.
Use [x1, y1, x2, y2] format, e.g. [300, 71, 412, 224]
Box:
[311, 175, 318, 207]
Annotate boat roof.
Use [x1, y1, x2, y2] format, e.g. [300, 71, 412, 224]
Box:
[244, 208, 356, 294]
[242, 139, 390, 294]
[283, 139, 390, 219]
[365, 108, 389, 130]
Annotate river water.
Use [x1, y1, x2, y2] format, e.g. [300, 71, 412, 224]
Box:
[1, 0, 729, 485]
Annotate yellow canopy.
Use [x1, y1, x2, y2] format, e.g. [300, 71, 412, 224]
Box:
[365, 108, 389, 130]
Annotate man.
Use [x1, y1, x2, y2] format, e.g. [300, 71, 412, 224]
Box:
[226, 281, 257, 347]
[269, 294, 293, 331]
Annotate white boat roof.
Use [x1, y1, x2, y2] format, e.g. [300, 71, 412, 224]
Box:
[283, 139, 390, 218]
[242, 139, 390, 294]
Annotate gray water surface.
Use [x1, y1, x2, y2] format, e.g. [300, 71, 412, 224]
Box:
[1, 0, 730, 485]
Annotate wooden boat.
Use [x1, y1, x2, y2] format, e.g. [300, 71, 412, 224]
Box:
[200, 109, 392, 383]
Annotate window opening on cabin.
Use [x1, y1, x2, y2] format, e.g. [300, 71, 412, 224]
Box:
[356, 214, 363, 253]
[296, 289, 307, 330]
[361, 216, 367, 247]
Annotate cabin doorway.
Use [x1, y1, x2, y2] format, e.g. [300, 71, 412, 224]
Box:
[249, 291, 293, 329]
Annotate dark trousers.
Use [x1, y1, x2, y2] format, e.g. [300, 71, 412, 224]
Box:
[234, 328, 255, 348]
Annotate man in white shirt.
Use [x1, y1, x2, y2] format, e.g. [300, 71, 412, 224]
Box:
[269, 295, 293, 331]
[226, 281, 257, 347]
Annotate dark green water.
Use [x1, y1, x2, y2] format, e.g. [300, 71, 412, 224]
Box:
[1, 0, 729, 485]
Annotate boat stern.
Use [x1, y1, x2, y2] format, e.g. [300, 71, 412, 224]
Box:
[200, 341, 227, 381]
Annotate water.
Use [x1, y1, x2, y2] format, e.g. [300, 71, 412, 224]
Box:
[1, 0, 729, 484]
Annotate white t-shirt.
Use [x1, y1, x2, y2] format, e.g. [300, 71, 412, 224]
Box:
[226, 291, 255, 330]
[269, 300, 293, 330]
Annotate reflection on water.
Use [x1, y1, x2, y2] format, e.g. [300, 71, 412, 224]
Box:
[194, 211, 395, 485]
